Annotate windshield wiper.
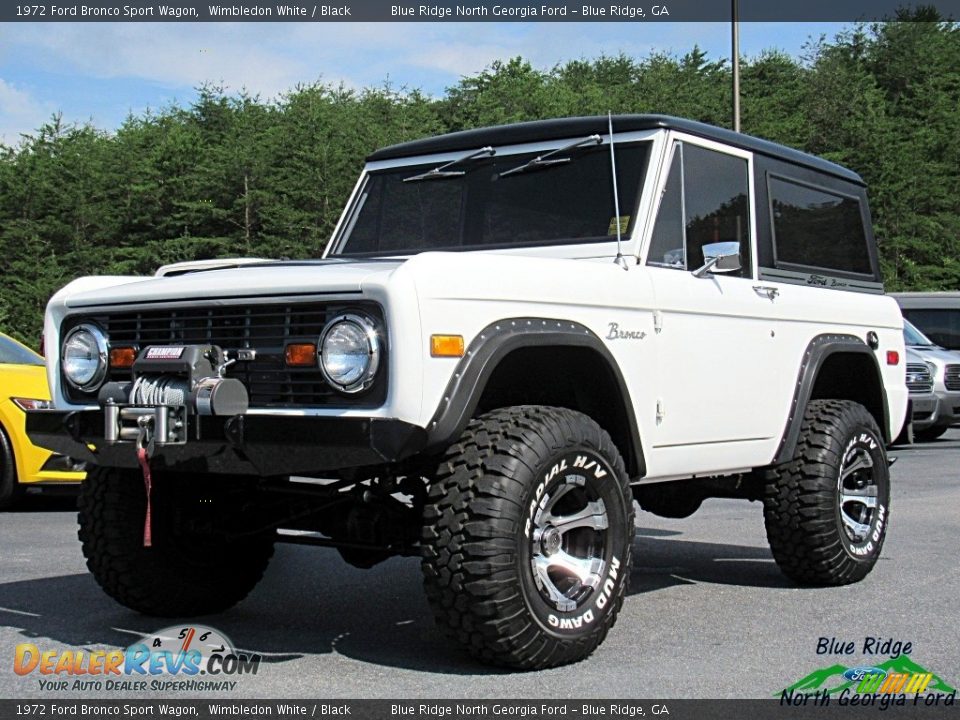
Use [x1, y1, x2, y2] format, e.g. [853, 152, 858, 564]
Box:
[498, 135, 602, 178]
[403, 146, 496, 182]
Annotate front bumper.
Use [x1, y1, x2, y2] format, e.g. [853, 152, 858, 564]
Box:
[933, 388, 960, 425]
[26, 410, 427, 477]
[910, 394, 939, 431]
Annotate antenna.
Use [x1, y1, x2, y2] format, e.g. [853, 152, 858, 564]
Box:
[609, 113, 628, 270]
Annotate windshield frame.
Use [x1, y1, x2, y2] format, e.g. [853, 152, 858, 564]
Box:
[325, 129, 664, 260]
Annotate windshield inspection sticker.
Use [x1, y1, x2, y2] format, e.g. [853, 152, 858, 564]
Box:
[607, 216, 631, 235]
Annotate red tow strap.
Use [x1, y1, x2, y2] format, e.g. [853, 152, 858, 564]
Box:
[136, 447, 153, 548]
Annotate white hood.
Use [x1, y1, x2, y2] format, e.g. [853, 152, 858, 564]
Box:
[62, 259, 405, 308]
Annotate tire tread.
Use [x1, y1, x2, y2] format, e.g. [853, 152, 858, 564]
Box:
[422, 405, 634, 669]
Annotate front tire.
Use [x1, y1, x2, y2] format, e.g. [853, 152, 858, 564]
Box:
[79, 467, 275, 616]
[764, 399, 890, 586]
[422, 406, 634, 669]
[0, 425, 20, 510]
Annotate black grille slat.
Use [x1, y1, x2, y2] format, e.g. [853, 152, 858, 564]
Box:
[71, 302, 384, 408]
[945, 364, 960, 392]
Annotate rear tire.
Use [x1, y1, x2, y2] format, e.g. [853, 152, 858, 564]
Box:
[764, 399, 890, 586]
[422, 406, 634, 669]
[0, 425, 20, 511]
[79, 466, 275, 616]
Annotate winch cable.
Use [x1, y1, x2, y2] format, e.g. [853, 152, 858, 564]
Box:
[135, 419, 155, 548]
[130, 375, 191, 547]
[131, 375, 188, 406]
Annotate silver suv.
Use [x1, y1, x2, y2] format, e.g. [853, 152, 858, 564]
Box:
[894, 292, 960, 351]
[903, 347, 938, 440]
[903, 319, 960, 441]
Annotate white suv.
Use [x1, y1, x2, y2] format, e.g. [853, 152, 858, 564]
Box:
[28, 115, 907, 669]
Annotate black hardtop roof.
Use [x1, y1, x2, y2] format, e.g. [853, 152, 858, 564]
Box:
[366, 114, 864, 185]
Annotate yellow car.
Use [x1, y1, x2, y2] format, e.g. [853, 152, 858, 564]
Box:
[0, 332, 85, 508]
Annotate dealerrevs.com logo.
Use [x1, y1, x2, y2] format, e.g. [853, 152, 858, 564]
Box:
[14, 625, 260, 692]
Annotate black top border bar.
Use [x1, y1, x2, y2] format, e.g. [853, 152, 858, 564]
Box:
[5, 0, 960, 22]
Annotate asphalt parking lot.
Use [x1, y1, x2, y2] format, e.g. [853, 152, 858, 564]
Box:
[1, 430, 958, 700]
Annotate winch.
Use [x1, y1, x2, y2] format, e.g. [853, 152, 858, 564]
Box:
[100, 345, 249, 448]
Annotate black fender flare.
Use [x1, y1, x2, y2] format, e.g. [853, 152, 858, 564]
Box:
[424, 317, 645, 478]
[773, 333, 890, 464]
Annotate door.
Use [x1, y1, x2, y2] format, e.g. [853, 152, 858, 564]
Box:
[644, 138, 785, 472]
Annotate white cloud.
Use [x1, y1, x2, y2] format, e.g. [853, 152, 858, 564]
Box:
[10, 24, 315, 98]
[0, 78, 56, 146]
[3, 22, 726, 102]
[0, 21, 842, 138]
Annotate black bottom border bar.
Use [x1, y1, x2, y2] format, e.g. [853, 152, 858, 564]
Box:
[0, 698, 956, 719]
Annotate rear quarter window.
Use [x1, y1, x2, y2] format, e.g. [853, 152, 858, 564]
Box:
[769, 175, 872, 275]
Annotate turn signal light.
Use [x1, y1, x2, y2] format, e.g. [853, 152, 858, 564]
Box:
[431, 335, 465, 358]
[12, 398, 54, 411]
[285, 343, 317, 367]
[886, 350, 900, 366]
[109, 347, 137, 369]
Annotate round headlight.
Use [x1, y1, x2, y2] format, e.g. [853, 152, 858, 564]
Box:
[62, 324, 109, 391]
[319, 314, 380, 393]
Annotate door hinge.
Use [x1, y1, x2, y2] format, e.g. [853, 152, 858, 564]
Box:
[656, 399, 665, 425]
[653, 310, 663, 334]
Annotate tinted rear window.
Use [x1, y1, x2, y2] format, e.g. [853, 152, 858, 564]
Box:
[769, 176, 871, 275]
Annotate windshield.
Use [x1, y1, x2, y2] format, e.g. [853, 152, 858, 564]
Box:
[903, 319, 935, 347]
[902, 309, 960, 350]
[0, 335, 42, 366]
[333, 141, 649, 256]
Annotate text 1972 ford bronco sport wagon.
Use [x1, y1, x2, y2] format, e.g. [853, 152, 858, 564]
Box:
[28, 115, 907, 669]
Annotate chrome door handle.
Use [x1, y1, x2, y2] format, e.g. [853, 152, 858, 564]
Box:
[753, 285, 779, 300]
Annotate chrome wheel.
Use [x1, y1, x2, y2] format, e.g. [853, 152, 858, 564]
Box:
[530, 476, 609, 612]
[838, 444, 879, 544]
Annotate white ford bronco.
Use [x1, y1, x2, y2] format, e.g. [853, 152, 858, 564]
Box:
[29, 115, 907, 669]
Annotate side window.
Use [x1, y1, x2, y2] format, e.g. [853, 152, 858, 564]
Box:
[647, 148, 685, 267]
[647, 142, 752, 277]
[769, 176, 871, 275]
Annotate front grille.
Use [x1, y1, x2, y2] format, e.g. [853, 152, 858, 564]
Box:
[945, 364, 960, 392]
[906, 363, 934, 394]
[63, 302, 385, 408]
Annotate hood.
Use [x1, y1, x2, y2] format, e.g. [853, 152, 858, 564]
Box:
[904, 343, 960, 369]
[0, 363, 49, 400]
[63, 259, 405, 308]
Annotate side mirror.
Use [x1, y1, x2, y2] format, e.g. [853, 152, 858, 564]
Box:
[693, 241, 741, 278]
